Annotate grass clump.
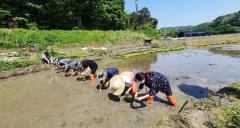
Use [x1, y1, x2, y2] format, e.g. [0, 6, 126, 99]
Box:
[0, 60, 41, 72]
[213, 106, 240, 128]
[50, 49, 99, 59]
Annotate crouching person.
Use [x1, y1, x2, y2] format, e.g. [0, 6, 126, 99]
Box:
[65, 59, 82, 76]
[56, 58, 74, 72]
[41, 51, 54, 64]
[97, 67, 119, 90]
[109, 71, 138, 96]
[134, 72, 177, 106]
[77, 59, 98, 81]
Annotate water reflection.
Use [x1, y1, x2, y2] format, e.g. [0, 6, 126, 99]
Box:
[209, 45, 240, 58]
[104, 54, 158, 72]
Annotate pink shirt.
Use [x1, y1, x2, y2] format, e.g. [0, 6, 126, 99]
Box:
[120, 71, 135, 86]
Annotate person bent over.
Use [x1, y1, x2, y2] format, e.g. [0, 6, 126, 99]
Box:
[134, 72, 177, 106]
[77, 59, 98, 81]
[109, 71, 138, 97]
[41, 51, 54, 64]
[97, 67, 119, 90]
[65, 59, 82, 76]
[56, 58, 75, 72]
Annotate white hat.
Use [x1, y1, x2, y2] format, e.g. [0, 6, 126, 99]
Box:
[109, 75, 125, 96]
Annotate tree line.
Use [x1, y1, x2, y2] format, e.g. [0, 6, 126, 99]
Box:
[0, 0, 158, 30]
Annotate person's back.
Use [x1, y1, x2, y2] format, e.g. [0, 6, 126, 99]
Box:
[81, 59, 98, 69]
[59, 58, 74, 65]
[106, 67, 119, 78]
[78, 59, 98, 81]
[120, 71, 135, 85]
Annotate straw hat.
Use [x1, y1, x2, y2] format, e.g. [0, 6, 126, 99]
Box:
[109, 75, 125, 96]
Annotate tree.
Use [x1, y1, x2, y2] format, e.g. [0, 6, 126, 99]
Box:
[130, 7, 158, 29]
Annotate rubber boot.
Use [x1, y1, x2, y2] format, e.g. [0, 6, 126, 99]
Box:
[88, 74, 96, 81]
[167, 96, 177, 106]
[145, 96, 154, 104]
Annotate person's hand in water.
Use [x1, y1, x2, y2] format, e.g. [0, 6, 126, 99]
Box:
[134, 93, 150, 102]
[124, 86, 132, 97]
[77, 75, 83, 81]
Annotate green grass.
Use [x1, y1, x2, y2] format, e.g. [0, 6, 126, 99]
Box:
[49, 48, 99, 58]
[0, 60, 41, 72]
[213, 105, 240, 128]
[0, 29, 147, 51]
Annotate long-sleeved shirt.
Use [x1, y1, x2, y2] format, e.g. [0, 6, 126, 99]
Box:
[141, 72, 172, 96]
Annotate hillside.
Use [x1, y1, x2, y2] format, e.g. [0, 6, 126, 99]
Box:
[195, 11, 240, 34]
[164, 11, 240, 35]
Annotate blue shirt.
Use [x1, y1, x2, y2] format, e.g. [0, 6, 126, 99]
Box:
[106, 67, 119, 78]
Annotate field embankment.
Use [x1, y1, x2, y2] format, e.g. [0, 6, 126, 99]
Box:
[180, 33, 240, 46]
[0, 29, 148, 72]
[152, 83, 240, 128]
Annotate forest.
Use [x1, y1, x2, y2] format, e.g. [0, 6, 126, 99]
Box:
[0, 0, 158, 30]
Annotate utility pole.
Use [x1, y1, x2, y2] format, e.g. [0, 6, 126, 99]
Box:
[164, 21, 167, 37]
[135, 0, 139, 30]
[135, 0, 138, 13]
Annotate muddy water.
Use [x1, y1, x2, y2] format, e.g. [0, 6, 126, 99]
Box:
[0, 45, 240, 128]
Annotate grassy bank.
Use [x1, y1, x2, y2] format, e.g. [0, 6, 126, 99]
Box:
[0, 29, 147, 51]
[152, 83, 240, 128]
[0, 60, 41, 72]
[182, 33, 240, 46]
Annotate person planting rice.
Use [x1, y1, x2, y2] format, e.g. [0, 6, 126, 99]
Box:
[56, 58, 75, 71]
[97, 67, 119, 90]
[77, 59, 98, 81]
[134, 72, 177, 106]
[109, 71, 139, 97]
[65, 58, 82, 76]
[41, 51, 54, 64]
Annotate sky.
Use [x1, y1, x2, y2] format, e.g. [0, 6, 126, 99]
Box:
[125, 0, 240, 28]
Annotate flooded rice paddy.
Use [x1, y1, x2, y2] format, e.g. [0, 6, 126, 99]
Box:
[0, 45, 239, 128]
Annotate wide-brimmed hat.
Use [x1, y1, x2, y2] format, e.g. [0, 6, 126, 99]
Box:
[109, 75, 125, 96]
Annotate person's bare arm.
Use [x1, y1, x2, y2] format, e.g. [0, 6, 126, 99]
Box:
[135, 93, 150, 101]
[125, 86, 132, 96]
